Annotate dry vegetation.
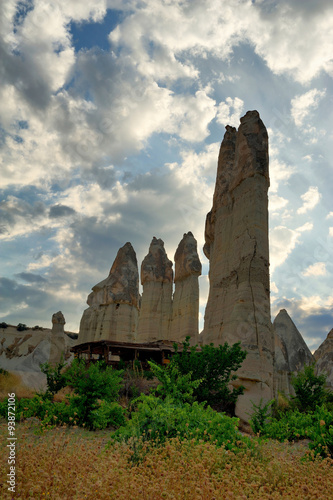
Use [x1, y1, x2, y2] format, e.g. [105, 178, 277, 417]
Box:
[0, 372, 34, 401]
[1, 420, 333, 499]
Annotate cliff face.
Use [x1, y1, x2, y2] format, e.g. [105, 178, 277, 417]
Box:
[79, 242, 140, 343]
[136, 237, 173, 342]
[273, 309, 314, 395]
[170, 232, 201, 344]
[314, 328, 333, 389]
[202, 110, 275, 421]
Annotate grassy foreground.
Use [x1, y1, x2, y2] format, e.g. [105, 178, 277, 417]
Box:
[1, 420, 333, 499]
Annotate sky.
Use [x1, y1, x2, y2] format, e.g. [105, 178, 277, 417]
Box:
[0, 0, 332, 352]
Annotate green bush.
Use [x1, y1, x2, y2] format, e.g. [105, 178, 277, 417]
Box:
[17, 323, 28, 331]
[148, 360, 202, 404]
[112, 393, 244, 451]
[291, 364, 327, 412]
[249, 398, 274, 435]
[65, 359, 124, 429]
[90, 401, 126, 430]
[40, 357, 67, 396]
[258, 405, 333, 458]
[170, 337, 246, 411]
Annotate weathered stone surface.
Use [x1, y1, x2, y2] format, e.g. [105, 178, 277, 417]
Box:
[170, 232, 201, 344]
[202, 110, 275, 422]
[49, 311, 67, 366]
[79, 242, 140, 343]
[314, 328, 333, 389]
[0, 320, 76, 390]
[137, 237, 173, 342]
[273, 309, 314, 395]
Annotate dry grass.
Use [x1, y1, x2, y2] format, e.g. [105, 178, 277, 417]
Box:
[1, 420, 333, 499]
[0, 372, 34, 401]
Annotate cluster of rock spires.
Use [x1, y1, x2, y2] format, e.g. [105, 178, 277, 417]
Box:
[79, 232, 201, 346]
[76, 110, 332, 422]
[2, 110, 331, 416]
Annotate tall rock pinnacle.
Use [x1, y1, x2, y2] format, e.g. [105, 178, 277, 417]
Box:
[137, 237, 173, 342]
[170, 232, 201, 344]
[274, 309, 314, 395]
[202, 110, 275, 421]
[79, 242, 140, 343]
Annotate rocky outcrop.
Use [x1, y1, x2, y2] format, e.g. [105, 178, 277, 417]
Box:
[136, 237, 173, 342]
[0, 317, 76, 390]
[49, 311, 67, 366]
[170, 232, 201, 344]
[314, 328, 333, 389]
[202, 110, 275, 421]
[79, 242, 140, 343]
[274, 309, 314, 395]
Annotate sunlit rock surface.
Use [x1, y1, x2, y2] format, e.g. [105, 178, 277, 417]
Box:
[202, 110, 275, 421]
[79, 242, 140, 343]
[170, 232, 201, 344]
[137, 237, 173, 342]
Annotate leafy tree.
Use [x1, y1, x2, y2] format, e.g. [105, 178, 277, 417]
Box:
[171, 337, 247, 411]
[291, 364, 327, 412]
[148, 360, 202, 404]
[40, 356, 67, 397]
[65, 359, 124, 428]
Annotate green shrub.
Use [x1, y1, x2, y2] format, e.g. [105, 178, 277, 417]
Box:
[148, 360, 202, 404]
[249, 398, 274, 435]
[90, 401, 126, 430]
[112, 393, 244, 451]
[40, 357, 67, 396]
[64, 359, 124, 429]
[291, 364, 327, 412]
[17, 323, 28, 331]
[258, 405, 333, 458]
[170, 337, 246, 411]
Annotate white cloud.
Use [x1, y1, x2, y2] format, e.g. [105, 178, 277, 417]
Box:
[303, 262, 327, 277]
[329, 227, 333, 237]
[216, 97, 244, 127]
[270, 226, 300, 273]
[291, 88, 326, 127]
[269, 159, 295, 193]
[269, 194, 288, 212]
[297, 186, 321, 214]
[297, 222, 314, 232]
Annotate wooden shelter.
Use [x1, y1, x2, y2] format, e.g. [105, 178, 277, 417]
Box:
[70, 339, 183, 368]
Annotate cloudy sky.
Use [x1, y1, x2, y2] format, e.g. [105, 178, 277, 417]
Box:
[1, 0, 332, 351]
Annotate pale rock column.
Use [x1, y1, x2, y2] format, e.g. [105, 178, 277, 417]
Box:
[137, 237, 173, 342]
[170, 232, 201, 344]
[79, 242, 140, 343]
[202, 110, 275, 421]
[49, 311, 66, 366]
[273, 309, 314, 395]
[314, 328, 333, 389]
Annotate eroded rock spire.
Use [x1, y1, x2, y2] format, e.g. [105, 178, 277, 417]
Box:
[79, 242, 139, 343]
[170, 232, 201, 344]
[137, 237, 173, 342]
[202, 110, 274, 421]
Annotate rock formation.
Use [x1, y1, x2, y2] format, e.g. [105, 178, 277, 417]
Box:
[170, 232, 201, 344]
[273, 309, 314, 395]
[0, 316, 76, 390]
[314, 328, 333, 389]
[202, 110, 275, 421]
[49, 311, 66, 366]
[79, 242, 140, 343]
[136, 237, 173, 342]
